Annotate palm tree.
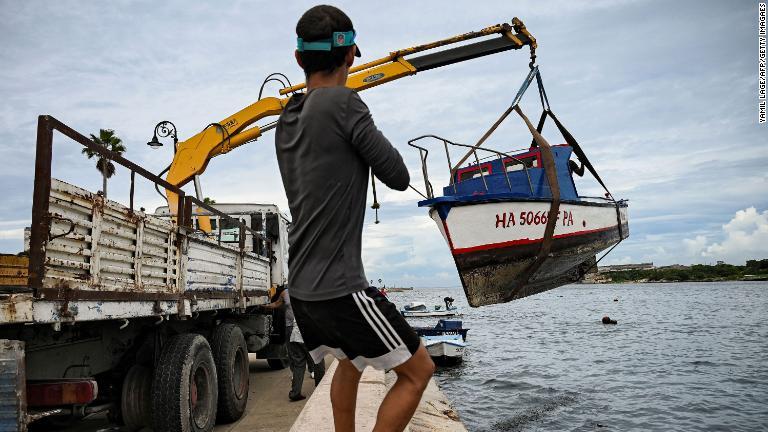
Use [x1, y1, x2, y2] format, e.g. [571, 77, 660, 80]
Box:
[82, 129, 126, 198]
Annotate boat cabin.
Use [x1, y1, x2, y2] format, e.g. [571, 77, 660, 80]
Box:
[443, 144, 580, 202]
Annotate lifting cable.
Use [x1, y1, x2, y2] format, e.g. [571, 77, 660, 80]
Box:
[527, 69, 626, 276]
[373, 61, 625, 272]
[438, 65, 624, 292]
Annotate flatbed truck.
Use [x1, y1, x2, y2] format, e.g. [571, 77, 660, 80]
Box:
[0, 116, 289, 432]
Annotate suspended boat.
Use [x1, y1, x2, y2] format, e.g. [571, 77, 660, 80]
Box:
[409, 67, 629, 307]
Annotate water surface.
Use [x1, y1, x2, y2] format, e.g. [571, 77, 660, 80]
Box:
[389, 282, 768, 431]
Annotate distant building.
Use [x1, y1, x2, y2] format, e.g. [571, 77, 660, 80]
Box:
[24, 227, 31, 252]
[598, 262, 654, 273]
[656, 264, 690, 270]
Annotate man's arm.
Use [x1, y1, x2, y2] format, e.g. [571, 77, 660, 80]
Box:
[262, 289, 287, 310]
[347, 91, 410, 191]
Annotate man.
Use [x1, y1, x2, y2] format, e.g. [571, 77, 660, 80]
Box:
[275, 5, 435, 432]
[262, 287, 326, 401]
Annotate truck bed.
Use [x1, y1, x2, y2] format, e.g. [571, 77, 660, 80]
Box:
[0, 179, 271, 325]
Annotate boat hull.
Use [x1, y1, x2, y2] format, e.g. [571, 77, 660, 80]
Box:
[430, 199, 629, 307]
[401, 309, 459, 318]
[422, 338, 466, 363]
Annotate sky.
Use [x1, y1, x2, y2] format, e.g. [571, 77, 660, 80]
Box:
[0, 0, 766, 288]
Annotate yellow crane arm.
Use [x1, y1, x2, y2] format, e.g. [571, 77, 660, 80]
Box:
[165, 18, 536, 226]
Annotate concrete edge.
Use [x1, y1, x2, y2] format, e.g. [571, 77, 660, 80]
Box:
[291, 359, 466, 432]
[404, 374, 467, 432]
[289, 360, 387, 432]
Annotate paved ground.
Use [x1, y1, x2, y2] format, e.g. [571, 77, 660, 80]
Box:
[291, 360, 467, 432]
[215, 356, 319, 432]
[54, 355, 318, 432]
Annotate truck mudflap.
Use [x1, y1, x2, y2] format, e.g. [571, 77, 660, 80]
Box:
[0, 339, 26, 432]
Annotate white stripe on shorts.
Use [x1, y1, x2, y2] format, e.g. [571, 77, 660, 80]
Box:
[354, 291, 402, 349]
[358, 291, 405, 347]
[352, 291, 396, 351]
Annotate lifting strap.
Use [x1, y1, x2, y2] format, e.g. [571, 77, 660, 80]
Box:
[530, 71, 613, 199]
[512, 105, 561, 293]
[451, 67, 538, 172]
[530, 70, 624, 247]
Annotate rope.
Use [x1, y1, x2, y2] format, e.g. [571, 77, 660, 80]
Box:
[370, 168, 380, 224]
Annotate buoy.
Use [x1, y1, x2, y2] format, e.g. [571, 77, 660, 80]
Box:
[602, 316, 617, 325]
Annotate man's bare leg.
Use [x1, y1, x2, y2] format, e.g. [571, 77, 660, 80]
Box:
[373, 345, 435, 432]
[331, 358, 363, 432]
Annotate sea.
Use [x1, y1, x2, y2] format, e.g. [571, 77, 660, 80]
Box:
[388, 282, 768, 432]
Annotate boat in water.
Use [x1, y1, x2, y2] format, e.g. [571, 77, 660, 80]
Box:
[408, 67, 629, 307]
[413, 320, 468, 364]
[400, 301, 459, 318]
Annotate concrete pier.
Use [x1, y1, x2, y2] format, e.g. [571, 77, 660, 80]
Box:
[58, 355, 464, 432]
[290, 360, 466, 432]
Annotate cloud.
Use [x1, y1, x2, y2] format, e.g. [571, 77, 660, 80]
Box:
[683, 235, 707, 256]
[361, 214, 459, 287]
[0, 228, 24, 240]
[0, 0, 765, 285]
[0, 220, 27, 242]
[684, 207, 768, 264]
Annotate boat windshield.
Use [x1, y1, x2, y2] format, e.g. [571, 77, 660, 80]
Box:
[504, 155, 538, 172]
[456, 164, 492, 182]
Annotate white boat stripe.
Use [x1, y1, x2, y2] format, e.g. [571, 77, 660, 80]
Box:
[359, 291, 405, 347]
[351, 292, 395, 351]
[354, 292, 399, 349]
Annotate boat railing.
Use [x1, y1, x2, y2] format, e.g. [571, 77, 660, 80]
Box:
[408, 134, 534, 199]
[476, 146, 530, 163]
[579, 195, 616, 204]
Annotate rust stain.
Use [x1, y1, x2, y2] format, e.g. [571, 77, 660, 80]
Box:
[54, 279, 75, 319]
[3, 295, 17, 321]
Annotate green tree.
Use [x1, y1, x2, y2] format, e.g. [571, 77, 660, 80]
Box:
[82, 129, 126, 199]
[203, 197, 216, 205]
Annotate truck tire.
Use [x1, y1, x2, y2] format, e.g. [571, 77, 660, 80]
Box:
[121, 365, 153, 431]
[267, 358, 288, 370]
[152, 333, 218, 432]
[211, 324, 249, 423]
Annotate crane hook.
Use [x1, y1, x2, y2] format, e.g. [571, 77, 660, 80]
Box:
[529, 45, 537, 70]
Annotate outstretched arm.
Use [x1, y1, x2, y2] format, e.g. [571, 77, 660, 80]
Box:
[347, 92, 410, 191]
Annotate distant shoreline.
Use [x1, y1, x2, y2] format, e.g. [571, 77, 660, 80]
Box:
[586, 262, 768, 284]
[586, 277, 768, 284]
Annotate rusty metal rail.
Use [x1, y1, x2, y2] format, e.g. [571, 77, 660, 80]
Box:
[407, 134, 534, 199]
[28, 115, 269, 303]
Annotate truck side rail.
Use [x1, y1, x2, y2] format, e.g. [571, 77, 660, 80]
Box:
[28, 115, 271, 311]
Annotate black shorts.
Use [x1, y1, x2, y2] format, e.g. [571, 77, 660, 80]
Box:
[290, 287, 421, 371]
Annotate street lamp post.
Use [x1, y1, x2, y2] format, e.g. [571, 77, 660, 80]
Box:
[147, 120, 179, 151]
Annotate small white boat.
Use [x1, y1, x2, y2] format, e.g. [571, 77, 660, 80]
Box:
[415, 320, 468, 364]
[400, 304, 459, 317]
[400, 298, 460, 318]
[401, 308, 458, 318]
[422, 334, 466, 363]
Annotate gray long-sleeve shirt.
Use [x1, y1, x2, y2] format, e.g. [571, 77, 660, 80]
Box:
[275, 86, 409, 301]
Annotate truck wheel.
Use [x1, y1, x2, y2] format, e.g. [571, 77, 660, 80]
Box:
[152, 333, 218, 432]
[121, 365, 153, 431]
[211, 324, 249, 423]
[267, 358, 288, 370]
